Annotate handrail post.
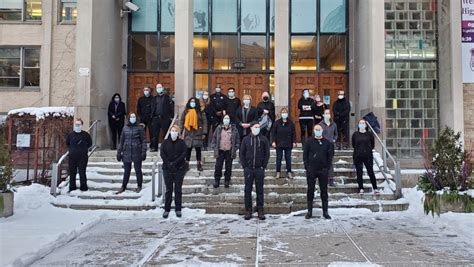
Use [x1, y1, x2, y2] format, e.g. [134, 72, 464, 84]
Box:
[395, 162, 402, 198]
[158, 163, 163, 198]
[152, 159, 156, 202]
[382, 139, 388, 173]
[51, 162, 58, 196]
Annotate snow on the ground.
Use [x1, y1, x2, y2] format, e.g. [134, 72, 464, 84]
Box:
[7, 106, 74, 121]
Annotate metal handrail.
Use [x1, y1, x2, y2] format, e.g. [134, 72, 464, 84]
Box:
[50, 120, 100, 196]
[366, 122, 402, 198]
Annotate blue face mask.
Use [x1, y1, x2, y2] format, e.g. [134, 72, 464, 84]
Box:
[324, 114, 331, 121]
[215, 87, 221, 93]
[114, 97, 120, 103]
[303, 92, 309, 99]
[190, 102, 196, 108]
[223, 118, 230, 125]
[144, 90, 150, 97]
[73, 125, 81, 133]
[359, 123, 366, 130]
[243, 99, 251, 106]
[170, 131, 179, 140]
[157, 87, 164, 94]
[251, 127, 260, 136]
[281, 113, 288, 119]
[314, 130, 322, 138]
[130, 117, 136, 124]
[202, 94, 209, 100]
[228, 91, 234, 97]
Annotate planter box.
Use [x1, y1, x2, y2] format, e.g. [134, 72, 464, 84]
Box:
[0, 192, 14, 218]
[424, 192, 474, 215]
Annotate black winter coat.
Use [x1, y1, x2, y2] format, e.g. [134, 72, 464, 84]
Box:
[271, 119, 296, 148]
[66, 131, 92, 159]
[160, 137, 188, 172]
[303, 137, 334, 171]
[257, 101, 276, 122]
[117, 124, 147, 163]
[210, 93, 228, 123]
[108, 101, 126, 124]
[239, 134, 270, 169]
[226, 97, 241, 122]
[235, 106, 258, 137]
[137, 95, 154, 122]
[152, 94, 174, 121]
[297, 98, 316, 119]
[352, 131, 375, 159]
[333, 98, 351, 124]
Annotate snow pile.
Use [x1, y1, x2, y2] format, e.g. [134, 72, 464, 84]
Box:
[8, 107, 75, 121]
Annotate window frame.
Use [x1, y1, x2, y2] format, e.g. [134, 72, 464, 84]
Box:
[57, 0, 77, 25]
[0, 46, 41, 90]
[0, 0, 42, 23]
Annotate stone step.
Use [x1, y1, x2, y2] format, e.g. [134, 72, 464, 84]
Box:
[185, 169, 357, 178]
[181, 176, 387, 186]
[52, 202, 156, 211]
[69, 190, 142, 200]
[87, 176, 152, 184]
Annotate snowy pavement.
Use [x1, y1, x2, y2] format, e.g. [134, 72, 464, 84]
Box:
[1, 185, 473, 266]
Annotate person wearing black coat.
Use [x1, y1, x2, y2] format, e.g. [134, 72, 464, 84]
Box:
[209, 85, 228, 132]
[66, 118, 92, 192]
[235, 95, 258, 141]
[160, 125, 188, 218]
[298, 89, 316, 145]
[333, 90, 351, 150]
[352, 119, 379, 195]
[137, 87, 154, 144]
[150, 83, 175, 151]
[200, 91, 213, 150]
[313, 94, 327, 125]
[303, 124, 334, 220]
[271, 108, 296, 179]
[108, 93, 126, 150]
[225, 88, 241, 123]
[240, 123, 270, 221]
[116, 113, 147, 194]
[256, 92, 276, 140]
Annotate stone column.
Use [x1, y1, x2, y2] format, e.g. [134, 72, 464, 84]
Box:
[274, 0, 290, 113]
[174, 0, 194, 113]
[41, 0, 53, 107]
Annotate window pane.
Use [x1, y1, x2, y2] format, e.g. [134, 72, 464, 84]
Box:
[0, 48, 21, 58]
[193, 35, 209, 70]
[291, 0, 316, 33]
[241, 35, 266, 70]
[26, 0, 41, 20]
[25, 48, 40, 67]
[194, 73, 208, 97]
[319, 35, 345, 71]
[291, 35, 316, 70]
[0, 78, 20, 87]
[320, 0, 345, 33]
[0, 58, 21, 77]
[24, 68, 40, 87]
[212, 0, 237, 32]
[131, 34, 158, 69]
[212, 35, 237, 70]
[193, 0, 208, 32]
[270, 0, 275, 33]
[160, 35, 175, 70]
[60, 1, 77, 22]
[0, 0, 22, 20]
[131, 0, 157, 32]
[161, 0, 175, 32]
[241, 0, 266, 33]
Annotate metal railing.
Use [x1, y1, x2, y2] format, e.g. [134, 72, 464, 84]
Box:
[151, 108, 179, 202]
[366, 122, 402, 198]
[50, 120, 100, 196]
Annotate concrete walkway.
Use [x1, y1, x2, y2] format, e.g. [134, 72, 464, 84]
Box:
[30, 209, 474, 266]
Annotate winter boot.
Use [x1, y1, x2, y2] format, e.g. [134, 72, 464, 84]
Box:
[213, 178, 220, 188]
[224, 179, 230, 188]
[197, 161, 203, 172]
[115, 188, 125, 195]
[162, 211, 170, 219]
[275, 172, 281, 179]
[322, 201, 331, 220]
[135, 186, 142, 193]
[257, 209, 266, 220]
[287, 172, 293, 179]
[244, 208, 252, 220]
[176, 211, 182, 218]
[328, 177, 335, 186]
[305, 201, 313, 219]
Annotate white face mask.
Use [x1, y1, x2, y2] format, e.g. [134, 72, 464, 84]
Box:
[170, 131, 179, 140]
[315, 97, 321, 102]
[338, 95, 344, 100]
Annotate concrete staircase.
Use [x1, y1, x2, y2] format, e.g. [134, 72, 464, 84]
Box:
[52, 148, 409, 213]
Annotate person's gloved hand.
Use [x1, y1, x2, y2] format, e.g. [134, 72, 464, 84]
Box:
[116, 153, 122, 162]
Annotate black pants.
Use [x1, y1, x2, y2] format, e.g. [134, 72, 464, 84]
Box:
[306, 169, 328, 204]
[244, 167, 265, 210]
[276, 147, 292, 173]
[214, 150, 233, 182]
[299, 119, 314, 144]
[69, 155, 88, 191]
[163, 169, 185, 211]
[186, 147, 202, 161]
[336, 120, 350, 145]
[122, 161, 143, 190]
[354, 156, 378, 190]
[151, 117, 171, 150]
[110, 121, 123, 149]
[142, 117, 154, 143]
[203, 121, 211, 149]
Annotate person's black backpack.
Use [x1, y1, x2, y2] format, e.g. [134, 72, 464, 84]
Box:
[363, 112, 381, 134]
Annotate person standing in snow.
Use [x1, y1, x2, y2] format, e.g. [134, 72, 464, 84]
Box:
[107, 93, 126, 150]
[160, 125, 188, 218]
[352, 119, 379, 195]
[66, 118, 92, 192]
[318, 109, 338, 186]
[116, 113, 147, 194]
[303, 124, 334, 220]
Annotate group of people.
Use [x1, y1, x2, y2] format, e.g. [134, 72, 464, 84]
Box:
[65, 83, 380, 221]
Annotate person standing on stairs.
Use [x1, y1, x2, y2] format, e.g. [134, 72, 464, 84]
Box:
[298, 89, 316, 145]
[180, 97, 207, 172]
[225, 87, 241, 124]
[107, 93, 126, 150]
[209, 85, 228, 133]
[66, 118, 92, 192]
[333, 90, 351, 150]
[200, 91, 213, 151]
[160, 125, 188, 218]
[116, 113, 147, 194]
[271, 108, 296, 179]
[212, 114, 240, 188]
[137, 86, 154, 147]
[318, 109, 338, 186]
[313, 94, 327, 125]
[235, 94, 258, 142]
[150, 83, 174, 152]
[240, 122, 270, 221]
[303, 124, 334, 220]
[256, 91, 276, 141]
[352, 119, 380, 195]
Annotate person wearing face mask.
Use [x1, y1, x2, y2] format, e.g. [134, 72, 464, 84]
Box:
[116, 113, 147, 194]
[180, 97, 207, 172]
[151, 83, 175, 152]
[225, 88, 241, 123]
[298, 89, 317, 145]
[235, 95, 258, 142]
[352, 119, 379, 195]
[209, 84, 228, 132]
[303, 124, 334, 220]
[318, 109, 338, 186]
[333, 90, 351, 150]
[107, 93, 126, 150]
[314, 94, 327, 125]
[240, 122, 270, 220]
[257, 92, 276, 140]
[212, 114, 240, 188]
[200, 91, 213, 151]
[137, 87, 154, 145]
[65, 118, 92, 192]
[160, 125, 188, 218]
[271, 108, 296, 179]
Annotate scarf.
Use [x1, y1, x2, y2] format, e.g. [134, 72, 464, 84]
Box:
[184, 108, 198, 131]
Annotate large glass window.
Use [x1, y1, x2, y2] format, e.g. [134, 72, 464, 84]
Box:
[193, 0, 208, 32]
[320, 0, 345, 33]
[0, 47, 40, 88]
[212, 35, 238, 70]
[131, 0, 157, 32]
[291, 0, 317, 33]
[159, 35, 175, 70]
[241, 0, 266, 33]
[241, 35, 266, 70]
[212, 0, 237, 33]
[131, 34, 158, 70]
[0, 0, 42, 21]
[58, 0, 76, 23]
[291, 36, 317, 70]
[193, 35, 209, 70]
[319, 35, 345, 71]
[160, 0, 175, 32]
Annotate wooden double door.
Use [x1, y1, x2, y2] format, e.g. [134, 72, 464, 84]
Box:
[127, 73, 175, 115]
[210, 74, 268, 106]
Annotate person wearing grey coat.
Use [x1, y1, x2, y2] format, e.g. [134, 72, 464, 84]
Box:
[116, 113, 147, 194]
[318, 109, 338, 185]
[212, 115, 240, 188]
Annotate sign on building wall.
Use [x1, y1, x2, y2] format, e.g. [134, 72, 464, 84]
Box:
[462, 1, 474, 83]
